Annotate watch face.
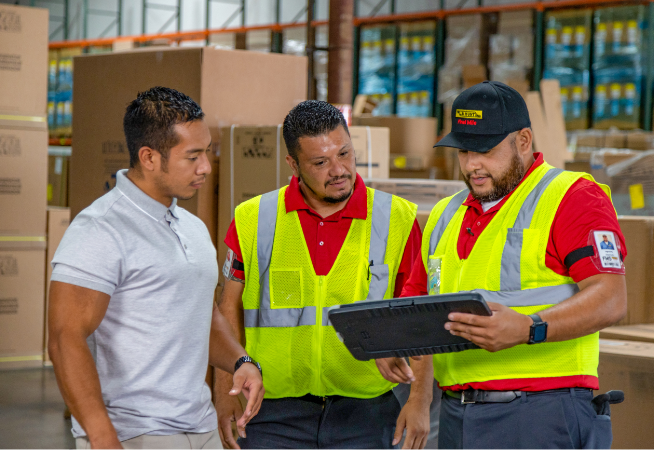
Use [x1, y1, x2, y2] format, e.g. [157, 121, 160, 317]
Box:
[533, 323, 548, 343]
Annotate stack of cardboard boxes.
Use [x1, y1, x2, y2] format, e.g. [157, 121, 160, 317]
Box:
[438, 14, 496, 117]
[0, 4, 49, 369]
[488, 10, 533, 93]
[353, 116, 437, 178]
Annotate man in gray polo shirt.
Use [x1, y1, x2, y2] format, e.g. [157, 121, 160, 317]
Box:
[48, 87, 264, 449]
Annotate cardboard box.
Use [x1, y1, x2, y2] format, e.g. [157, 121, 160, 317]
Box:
[626, 131, 654, 150]
[353, 116, 437, 158]
[540, 79, 573, 168]
[615, 216, 654, 325]
[70, 47, 307, 245]
[390, 153, 431, 171]
[600, 324, 654, 343]
[350, 126, 390, 180]
[0, 4, 48, 115]
[462, 65, 487, 89]
[47, 150, 70, 207]
[364, 178, 467, 211]
[606, 152, 654, 216]
[216, 125, 389, 270]
[0, 117, 48, 236]
[42, 207, 70, 363]
[0, 240, 46, 369]
[564, 160, 591, 173]
[589, 149, 640, 185]
[598, 339, 654, 449]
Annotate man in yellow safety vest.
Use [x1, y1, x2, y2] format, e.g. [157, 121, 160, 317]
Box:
[213, 100, 435, 449]
[401, 81, 628, 449]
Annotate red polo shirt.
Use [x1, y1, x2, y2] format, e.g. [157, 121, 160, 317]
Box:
[400, 152, 627, 392]
[224, 173, 422, 297]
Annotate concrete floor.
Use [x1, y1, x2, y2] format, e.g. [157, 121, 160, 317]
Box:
[0, 367, 75, 449]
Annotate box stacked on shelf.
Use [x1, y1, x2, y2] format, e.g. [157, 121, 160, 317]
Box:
[358, 25, 396, 115]
[397, 21, 436, 118]
[543, 9, 592, 130]
[0, 4, 49, 369]
[592, 5, 647, 130]
[489, 10, 533, 89]
[438, 14, 496, 109]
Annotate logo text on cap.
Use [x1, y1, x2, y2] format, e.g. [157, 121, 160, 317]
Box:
[455, 109, 483, 119]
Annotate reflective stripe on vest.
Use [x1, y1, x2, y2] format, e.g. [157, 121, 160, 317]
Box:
[244, 189, 394, 328]
[430, 168, 572, 306]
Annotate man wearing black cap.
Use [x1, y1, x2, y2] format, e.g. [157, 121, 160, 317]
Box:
[398, 81, 628, 448]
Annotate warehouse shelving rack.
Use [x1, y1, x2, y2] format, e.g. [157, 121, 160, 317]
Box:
[46, 0, 654, 145]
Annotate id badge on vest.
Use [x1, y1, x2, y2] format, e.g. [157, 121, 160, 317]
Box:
[428, 256, 442, 295]
[589, 230, 624, 273]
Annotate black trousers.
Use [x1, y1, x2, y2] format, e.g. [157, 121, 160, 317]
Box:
[238, 390, 401, 449]
[439, 388, 613, 449]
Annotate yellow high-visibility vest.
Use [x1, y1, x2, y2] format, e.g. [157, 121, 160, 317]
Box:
[237, 185, 417, 398]
[421, 163, 612, 388]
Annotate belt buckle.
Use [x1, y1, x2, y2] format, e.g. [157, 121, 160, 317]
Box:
[461, 390, 476, 404]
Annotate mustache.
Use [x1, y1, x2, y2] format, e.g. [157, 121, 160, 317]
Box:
[464, 171, 492, 181]
[325, 174, 352, 188]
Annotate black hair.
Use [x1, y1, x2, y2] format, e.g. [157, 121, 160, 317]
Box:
[282, 100, 349, 162]
[123, 86, 204, 168]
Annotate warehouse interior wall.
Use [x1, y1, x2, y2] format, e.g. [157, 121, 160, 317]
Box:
[0, 0, 444, 43]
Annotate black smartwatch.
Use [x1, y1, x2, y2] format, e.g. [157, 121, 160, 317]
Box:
[528, 314, 548, 344]
[234, 355, 262, 375]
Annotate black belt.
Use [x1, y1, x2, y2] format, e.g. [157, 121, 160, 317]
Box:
[446, 388, 593, 404]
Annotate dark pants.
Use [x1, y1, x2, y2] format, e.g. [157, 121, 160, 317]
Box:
[439, 388, 612, 449]
[238, 390, 401, 449]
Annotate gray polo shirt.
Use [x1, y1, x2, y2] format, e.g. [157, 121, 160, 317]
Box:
[51, 169, 218, 441]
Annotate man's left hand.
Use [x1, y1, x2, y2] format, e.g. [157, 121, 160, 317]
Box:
[445, 301, 532, 352]
[229, 363, 265, 436]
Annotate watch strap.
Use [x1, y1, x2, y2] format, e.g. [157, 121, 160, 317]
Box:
[528, 314, 548, 344]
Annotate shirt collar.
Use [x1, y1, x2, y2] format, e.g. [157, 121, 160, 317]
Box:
[284, 173, 368, 220]
[463, 152, 545, 214]
[115, 169, 179, 221]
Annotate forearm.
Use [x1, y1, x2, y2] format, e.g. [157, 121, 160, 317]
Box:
[49, 334, 118, 445]
[209, 308, 247, 372]
[407, 357, 434, 404]
[538, 275, 627, 342]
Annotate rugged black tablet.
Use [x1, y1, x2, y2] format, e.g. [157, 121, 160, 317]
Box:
[328, 292, 492, 361]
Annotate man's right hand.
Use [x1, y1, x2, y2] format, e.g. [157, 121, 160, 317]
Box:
[376, 356, 422, 384]
[216, 393, 245, 449]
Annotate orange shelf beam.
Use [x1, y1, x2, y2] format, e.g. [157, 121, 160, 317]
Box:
[48, 0, 648, 50]
[49, 138, 72, 146]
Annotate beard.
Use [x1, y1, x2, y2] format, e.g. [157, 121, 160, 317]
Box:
[463, 144, 525, 203]
[298, 170, 353, 204]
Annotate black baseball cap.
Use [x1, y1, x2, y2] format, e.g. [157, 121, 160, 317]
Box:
[435, 81, 531, 153]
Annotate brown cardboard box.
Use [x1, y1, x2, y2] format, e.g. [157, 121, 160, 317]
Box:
[353, 116, 437, 158]
[0, 117, 48, 236]
[390, 168, 437, 179]
[540, 79, 573, 168]
[498, 10, 533, 34]
[0, 4, 48, 115]
[0, 240, 46, 369]
[364, 178, 467, 211]
[390, 153, 431, 171]
[43, 207, 70, 363]
[606, 151, 654, 216]
[216, 125, 389, 269]
[564, 160, 591, 173]
[626, 131, 654, 150]
[462, 65, 487, 89]
[47, 151, 70, 207]
[600, 324, 654, 343]
[71, 47, 307, 245]
[350, 126, 390, 180]
[598, 339, 654, 449]
[525, 91, 553, 157]
[589, 149, 640, 185]
[616, 216, 654, 325]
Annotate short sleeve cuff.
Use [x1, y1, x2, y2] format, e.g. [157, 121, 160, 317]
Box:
[50, 273, 116, 296]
